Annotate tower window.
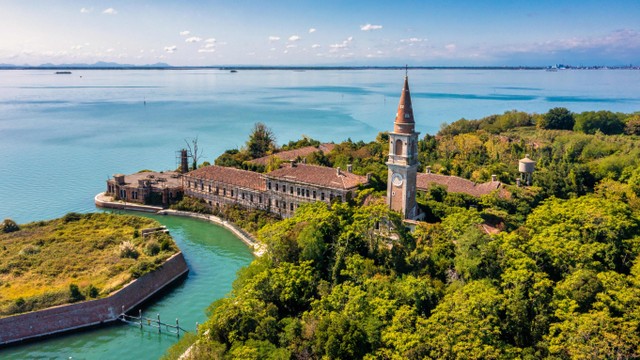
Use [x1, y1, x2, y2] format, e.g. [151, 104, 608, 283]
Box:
[395, 139, 403, 156]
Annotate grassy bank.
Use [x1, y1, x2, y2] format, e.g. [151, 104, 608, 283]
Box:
[0, 212, 178, 317]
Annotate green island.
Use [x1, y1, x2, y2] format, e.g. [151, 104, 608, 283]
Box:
[167, 108, 640, 359]
[0, 213, 178, 317]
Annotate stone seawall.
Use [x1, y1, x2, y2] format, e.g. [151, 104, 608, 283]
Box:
[0, 252, 189, 346]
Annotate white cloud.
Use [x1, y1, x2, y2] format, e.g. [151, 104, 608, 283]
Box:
[179, 30, 191, 36]
[401, 37, 426, 43]
[71, 45, 84, 50]
[360, 24, 382, 31]
[311, 44, 321, 48]
[80, 8, 92, 13]
[445, 43, 457, 51]
[106, 48, 114, 53]
[205, 38, 216, 43]
[164, 45, 177, 53]
[185, 37, 202, 43]
[284, 50, 289, 54]
[286, 44, 297, 49]
[268, 36, 280, 42]
[204, 43, 215, 49]
[288, 35, 301, 42]
[102, 8, 117, 15]
[198, 48, 215, 53]
[329, 37, 354, 53]
[309, 28, 316, 34]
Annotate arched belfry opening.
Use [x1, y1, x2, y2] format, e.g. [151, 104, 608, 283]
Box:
[395, 139, 403, 156]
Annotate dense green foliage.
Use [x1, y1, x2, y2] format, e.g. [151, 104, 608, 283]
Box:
[537, 107, 574, 130]
[0, 213, 178, 317]
[172, 108, 640, 359]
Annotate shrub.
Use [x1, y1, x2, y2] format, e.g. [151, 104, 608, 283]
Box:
[69, 283, 85, 302]
[85, 284, 100, 298]
[1, 218, 20, 233]
[62, 212, 83, 223]
[538, 107, 575, 130]
[19, 244, 40, 256]
[144, 240, 161, 256]
[119, 240, 139, 259]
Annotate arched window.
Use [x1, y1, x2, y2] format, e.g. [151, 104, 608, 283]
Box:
[395, 139, 403, 156]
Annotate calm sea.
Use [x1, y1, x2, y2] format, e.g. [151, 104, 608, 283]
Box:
[1, 69, 639, 223]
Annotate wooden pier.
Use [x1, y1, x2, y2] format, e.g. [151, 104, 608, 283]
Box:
[118, 306, 192, 337]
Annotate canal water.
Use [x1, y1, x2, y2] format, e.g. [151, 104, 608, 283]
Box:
[1, 69, 639, 358]
[0, 212, 254, 360]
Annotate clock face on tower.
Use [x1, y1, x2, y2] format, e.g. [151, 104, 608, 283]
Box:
[391, 173, 404, 187]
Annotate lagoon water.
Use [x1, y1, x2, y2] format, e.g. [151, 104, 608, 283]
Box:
[1, 69, 639, 358]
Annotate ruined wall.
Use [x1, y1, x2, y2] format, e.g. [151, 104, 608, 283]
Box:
[0, 252, 188, 346]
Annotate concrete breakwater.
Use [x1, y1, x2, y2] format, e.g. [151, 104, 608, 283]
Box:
[0, 252, 189, 346]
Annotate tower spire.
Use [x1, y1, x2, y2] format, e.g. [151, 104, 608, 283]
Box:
[393, 71, 415, 134]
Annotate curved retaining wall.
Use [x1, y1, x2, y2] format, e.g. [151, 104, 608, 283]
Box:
[0, 252, 188, 346]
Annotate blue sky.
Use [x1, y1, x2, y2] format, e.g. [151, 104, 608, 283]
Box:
[1, 0, 639, 66]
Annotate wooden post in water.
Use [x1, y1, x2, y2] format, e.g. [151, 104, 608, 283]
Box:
[157, 313, 161, 334]
[176, 318, 180, 337]
[139, 309, 143, 329]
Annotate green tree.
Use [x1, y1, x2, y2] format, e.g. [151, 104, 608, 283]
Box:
[1, 218, 19, 233]
[246, 122, 276, 159]
[574, 110, 625, 135]
[538, 107, 574, 130]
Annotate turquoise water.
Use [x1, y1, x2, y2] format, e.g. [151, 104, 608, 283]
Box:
[0, 69, 639, 358]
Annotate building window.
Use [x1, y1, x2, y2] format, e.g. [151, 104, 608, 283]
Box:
[268, 182, 271, 190]
[120, 189, 126, 199]
[330, 194, 334, 201]
[283, 185, 286, 193]
[223, 188, 226, 196]
[306, 189, 310, 197]
[259, 195, 262, 203]
[132, 191, 137, 199]
[297, 188, 300, 196]
[290, 203, 294, 211]
[231, 190, 234, 197]
[200, 182, 204, 190]
[395, 139, 403, 156]
[321, 192, 325, 201]
[208, 185, 212, 193]
[275, 183, 279, 191]
[290, 187, 293, 194]
[250, 194, 254, 202]
[242, 193, 245, 200]
[313, 191, 316, 199]
[216, 187, 219, 195]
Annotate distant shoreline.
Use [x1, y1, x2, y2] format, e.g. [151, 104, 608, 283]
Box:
[1, 65, 638, 71]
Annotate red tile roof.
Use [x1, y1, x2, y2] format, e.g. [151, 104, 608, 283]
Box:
[416, 173, 502, 197]
[266, 164, 367, 190]
[248, 143, 335, 166]
[187, 166, 265, 191]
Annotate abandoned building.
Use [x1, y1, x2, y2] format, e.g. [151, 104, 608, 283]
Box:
[105, 171, 183, 207]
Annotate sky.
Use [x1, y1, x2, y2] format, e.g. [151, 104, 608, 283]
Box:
[1, 0, 639, 67]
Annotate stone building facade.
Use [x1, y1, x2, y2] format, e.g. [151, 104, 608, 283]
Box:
[183, 163, 369, 218]
[105, 171, 183, 207]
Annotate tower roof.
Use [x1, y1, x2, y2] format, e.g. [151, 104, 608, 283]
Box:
[393, 76, 415, 134]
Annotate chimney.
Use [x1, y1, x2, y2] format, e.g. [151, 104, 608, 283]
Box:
[180, 149, 189, 174]
[336, 167, 341, 176]
[347, 164, 353, 173]
[290, 160, 297, 168]
[516, 178, 521, 187]
[302, 158, 307, 164]
[426, 166, 431, 174]
[366, 173, 372, 182]
[491, 174, 497, 182]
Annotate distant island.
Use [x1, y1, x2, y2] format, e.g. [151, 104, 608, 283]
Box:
[0, 62, 638, 71]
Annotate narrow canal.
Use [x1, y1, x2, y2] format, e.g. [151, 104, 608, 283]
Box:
[0, 212, 254, 360]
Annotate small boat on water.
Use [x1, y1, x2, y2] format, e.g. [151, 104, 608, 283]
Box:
[230, 70, 238, 73]
[55, 71, 72, 74]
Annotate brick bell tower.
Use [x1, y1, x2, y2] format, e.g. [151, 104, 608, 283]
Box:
[387, 73, 419, 219]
